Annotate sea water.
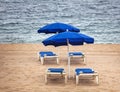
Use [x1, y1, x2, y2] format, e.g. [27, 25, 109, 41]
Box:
[0, 0, 120, 44]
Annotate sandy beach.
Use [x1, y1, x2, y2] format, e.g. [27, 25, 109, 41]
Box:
[0, 43, 120, 92]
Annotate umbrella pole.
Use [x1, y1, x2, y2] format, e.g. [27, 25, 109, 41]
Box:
[57, 47, 59, 56]
[67, 39, 70, 78]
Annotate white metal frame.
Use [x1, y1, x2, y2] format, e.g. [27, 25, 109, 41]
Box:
[45, 69, 67, 84]
[75, 71, 99, 85]
[38, 52, 59, 65]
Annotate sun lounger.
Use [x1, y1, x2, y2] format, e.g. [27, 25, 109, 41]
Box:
[68, 52, 85, 64]
[74, 68, 99, 85]
[39, 51, 59, 65]
[45, 68, 67, 84]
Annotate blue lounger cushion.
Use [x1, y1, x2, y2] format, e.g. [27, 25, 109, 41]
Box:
[48, 68, 64, 73]
[75, 68, 94, 75]
[39, 51, 56, 57]
[69, 52, 83, 56]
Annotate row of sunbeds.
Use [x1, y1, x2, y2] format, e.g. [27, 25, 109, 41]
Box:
[38, 51, 85, 64]
[45, 68, 99, 85]
[38, 51, 99, 85]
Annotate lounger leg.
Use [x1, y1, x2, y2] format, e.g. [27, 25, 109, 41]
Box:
[65, 75, 67, 84]
[96, 75, 99, 84]
[56, 57, 59, 64]
[45, 74, 47, 84]
[73, 71, 76, 79]
[39, 56, 40, 61]
[76, 75, 79, 85]
[38, 52, 40, 61]
[83, 56, 86, 64]
[73, 72, 75, 79]
[41, 57, 44, 65]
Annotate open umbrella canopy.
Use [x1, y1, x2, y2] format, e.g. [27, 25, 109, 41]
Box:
[42, 31, 94, 47]
[38, 22, 80, 34]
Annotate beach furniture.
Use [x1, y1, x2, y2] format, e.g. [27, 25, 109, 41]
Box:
[45, 68, 67, 84]
[42, 31, 94, 78]
[68, 52, 85, 64]
[74, 68, 99, 85]
[39, 51, 59, 65]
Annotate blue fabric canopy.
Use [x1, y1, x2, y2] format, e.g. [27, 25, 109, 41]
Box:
[38, 22, 80, 33]
[42, 31, 94, 47]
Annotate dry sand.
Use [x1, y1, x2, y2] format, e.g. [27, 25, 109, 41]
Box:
[0, 44, 120, 92]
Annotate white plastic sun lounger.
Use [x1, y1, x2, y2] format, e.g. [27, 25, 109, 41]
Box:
[38, 51, 59, 65]
[45, 68, 67, 84]
[74, 68, 99, 85]
[68, 52, 85, 64]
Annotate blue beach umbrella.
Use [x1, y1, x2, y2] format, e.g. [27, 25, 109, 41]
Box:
[42, 31, 94, 78]
[43, 32, 94, 46]
[38, 22, 80, 33]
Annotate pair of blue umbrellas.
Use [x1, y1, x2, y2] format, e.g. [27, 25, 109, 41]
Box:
[38, 22, 94, 78]
[38, 22, 94, 46]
